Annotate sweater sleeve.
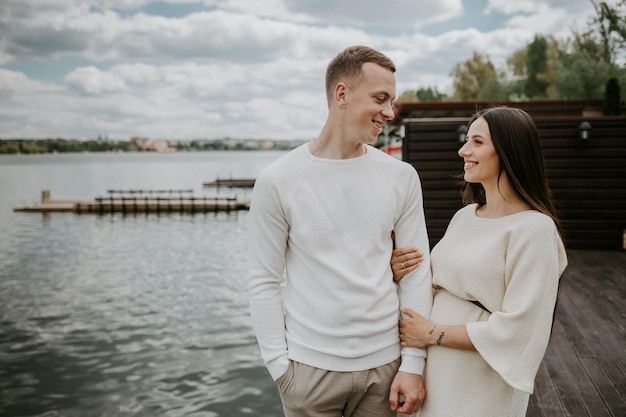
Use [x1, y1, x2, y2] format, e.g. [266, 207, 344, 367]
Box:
[394, 167, 433, 375]
[466, 216, 567, 393]
[246, 169, 290, 381]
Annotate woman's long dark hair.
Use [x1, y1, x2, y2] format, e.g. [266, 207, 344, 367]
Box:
[461, 106, 564, 239]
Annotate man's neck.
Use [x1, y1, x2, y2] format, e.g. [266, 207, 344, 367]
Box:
[309, 125, 367, 159]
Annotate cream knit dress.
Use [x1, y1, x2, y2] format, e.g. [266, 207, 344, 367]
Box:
[416, 204, 567, 417]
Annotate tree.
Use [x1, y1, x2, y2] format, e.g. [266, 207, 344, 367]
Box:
[478, 77, 508, 100]
[553, 38, 611, 98]
[450, 52, 498, 100]
[553, 1, 626, 100]
[524, 35, 552, 98]
[408, 1, 625, 102]
[498, 46, 529, 99]
[553, 27, 620, 99]
[396, 86, 447, 102]
[415, 86, 447, 101]
[590, 0, 626, 64]
[396, 90, 420, 103]
[604, 77, 621, 115]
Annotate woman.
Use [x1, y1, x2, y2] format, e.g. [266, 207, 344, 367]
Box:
[391, 106, 567, 417]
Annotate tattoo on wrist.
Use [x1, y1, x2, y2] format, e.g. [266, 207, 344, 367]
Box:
[436, 331, 445, 346]
[428, 325, 436, 335]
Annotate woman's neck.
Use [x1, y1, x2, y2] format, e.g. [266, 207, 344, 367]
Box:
[478, 180, 531, 218]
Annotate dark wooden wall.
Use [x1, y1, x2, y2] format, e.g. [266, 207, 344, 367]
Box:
[403, 116, 626, 251]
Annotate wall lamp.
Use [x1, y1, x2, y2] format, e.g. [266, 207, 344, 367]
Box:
[578, 121, 592, 141]
[456, 124, 467, 144]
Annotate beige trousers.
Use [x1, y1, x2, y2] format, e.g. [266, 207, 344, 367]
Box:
[276, 359, 401, 417]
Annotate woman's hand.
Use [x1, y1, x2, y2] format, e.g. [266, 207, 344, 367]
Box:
[399, 308, 435, 348]
[400, 308, 476, 351]
[391, 246, 424, 282]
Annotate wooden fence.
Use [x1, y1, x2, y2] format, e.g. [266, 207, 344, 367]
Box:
[403, 116, 626, 251]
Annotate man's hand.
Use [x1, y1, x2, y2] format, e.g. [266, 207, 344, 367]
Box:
[389, 371, 425, 414]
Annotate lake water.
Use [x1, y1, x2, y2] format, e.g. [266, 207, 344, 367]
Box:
[0, 151, 289, 417]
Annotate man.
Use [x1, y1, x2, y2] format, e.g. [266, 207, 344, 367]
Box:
[247, 45, 432, 416]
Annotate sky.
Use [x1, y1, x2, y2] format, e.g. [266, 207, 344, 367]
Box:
[0, 0, 602, 141]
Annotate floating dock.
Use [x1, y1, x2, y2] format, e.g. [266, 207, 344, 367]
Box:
[203, 178, 256, 188]
[13, 190, 250, 214]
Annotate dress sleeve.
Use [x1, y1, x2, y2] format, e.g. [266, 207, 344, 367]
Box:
[466, 216, 567, 393]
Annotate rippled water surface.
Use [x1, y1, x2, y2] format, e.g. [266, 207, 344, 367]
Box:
[0, 151, 287, 417]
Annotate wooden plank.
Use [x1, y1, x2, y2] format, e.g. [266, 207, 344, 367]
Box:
[581, 357, 626, 417]
[554, 283, 598, 358]
[527, 250, 626, 416]
[13, 203, 76, 212]
[547, 169, 626, 180]
[528, 359, 562, 416]
[541, 320, 589, 416]
[554, 287, 614, 416]
[203, 178, 256, 188]
[549, 178, 626, 188]
[560, 251, 626, 416]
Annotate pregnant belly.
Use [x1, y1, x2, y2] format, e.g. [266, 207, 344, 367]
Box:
[430, 289, 490, 325]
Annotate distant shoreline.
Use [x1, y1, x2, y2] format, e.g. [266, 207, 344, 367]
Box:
[0, 138, 308, 154]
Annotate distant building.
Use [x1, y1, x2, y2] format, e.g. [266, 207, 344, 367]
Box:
[258, 139, 274, 150]
[243, 140, 260, 150]
[137, 138, 175, 152]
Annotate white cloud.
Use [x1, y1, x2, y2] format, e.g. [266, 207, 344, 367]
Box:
[485, 0, 541, 15]
[485, 0, 595, 34]
[0, 0, 603, 139]
[281, 0, 464, 28]
[0, 68, 63, 96]
[66, 66, 127, 94]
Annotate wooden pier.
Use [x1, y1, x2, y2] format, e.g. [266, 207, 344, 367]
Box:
[203, 178, 256, 188]
[13, 190, 250, 214]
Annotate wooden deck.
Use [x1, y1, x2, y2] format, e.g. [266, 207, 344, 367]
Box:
[13, 190, 251, 213]
[527, 250, 626, 417]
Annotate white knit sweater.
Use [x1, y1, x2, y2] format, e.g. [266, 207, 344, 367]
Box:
[247, 143, 432, 380]
[417, 203, 567, 417]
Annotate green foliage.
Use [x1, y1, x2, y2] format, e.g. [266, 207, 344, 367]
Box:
[0, 142, 20, 154]
[590, 0, 626, 63]
[395, 86, 447, 102]
[553, 32, 618, 99]
[506, 47, 527, 80]
[415, 86, 447, 101]
[552, 1, 626, 100]
[524, 35, 552, 98]
[18, 142, 45, 154]
[478, 77, 508, 100]
[396, 90, 420, 103]
[451, 52, 498, 100]
[0, 139, 291, 153]
[0, 139, 139, 154]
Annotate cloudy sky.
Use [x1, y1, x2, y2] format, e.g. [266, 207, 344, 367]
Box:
[0, 0, 600, 141]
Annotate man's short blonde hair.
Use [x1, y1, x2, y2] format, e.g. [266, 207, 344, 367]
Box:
[325, 45, 396, 102]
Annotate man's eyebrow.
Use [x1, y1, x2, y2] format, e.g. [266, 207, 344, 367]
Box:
[374, 91, 393, 99]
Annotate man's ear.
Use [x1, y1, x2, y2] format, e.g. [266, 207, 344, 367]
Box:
[335, 82, 348, 108]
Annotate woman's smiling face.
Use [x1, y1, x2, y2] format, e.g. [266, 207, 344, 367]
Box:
[458, 116, 500, 185]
